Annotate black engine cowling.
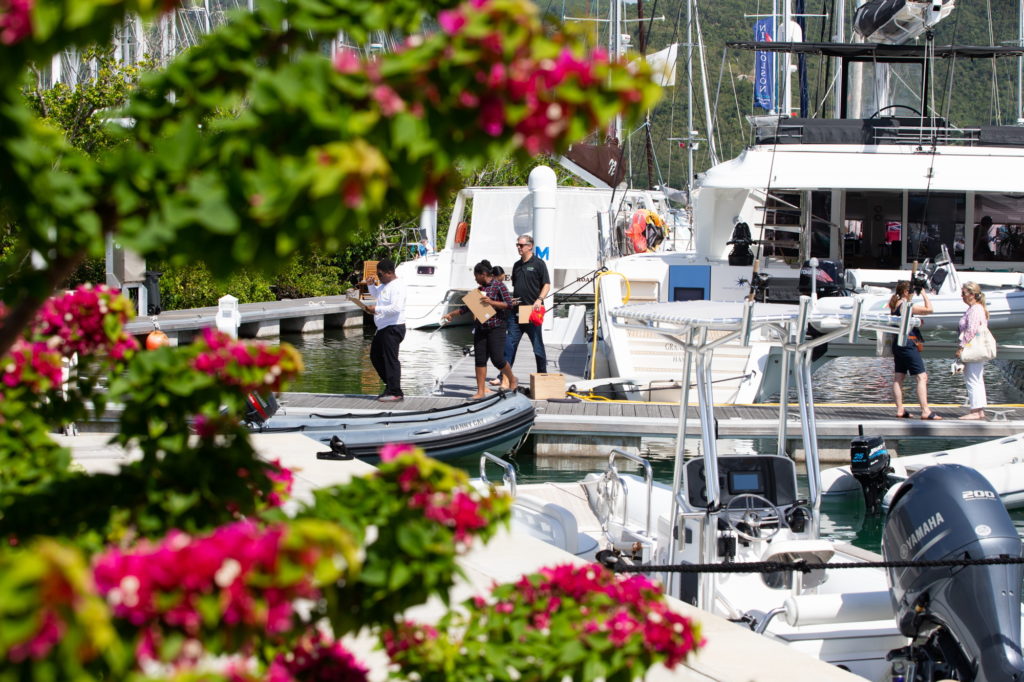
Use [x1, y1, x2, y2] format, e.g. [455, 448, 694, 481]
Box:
[882, 464, 1024, 681]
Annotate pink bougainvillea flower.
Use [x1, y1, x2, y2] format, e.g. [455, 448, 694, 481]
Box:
[333, 48, 361, 74]
[372, 85, 406, 116]
[437, 9, 466, 35]
[379, 443, 416, 462]
[0, 0, 33, 45]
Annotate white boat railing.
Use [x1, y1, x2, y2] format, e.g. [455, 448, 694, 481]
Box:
[479, 451, 516, 498]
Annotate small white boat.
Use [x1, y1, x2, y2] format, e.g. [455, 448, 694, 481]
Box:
[487, 298, 1024, 680]
[821, 432, 1024, 510]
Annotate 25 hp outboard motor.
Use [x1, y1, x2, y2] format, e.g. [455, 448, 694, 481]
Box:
[882, 464, 1024, 681]
[850, 429, 890, 514]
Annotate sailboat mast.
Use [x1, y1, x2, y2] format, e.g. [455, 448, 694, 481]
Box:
[610, 0, 623, 142]
[687, 0, 694, 191]
[1019, 0, 1024, 124]
[782, 0, 793, 116]
[833, 0, 845, 118]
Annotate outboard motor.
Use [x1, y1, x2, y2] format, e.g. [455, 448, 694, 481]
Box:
[727, 222, 754, 266]
[850, 427, 890, 514]
[244, 391, 280, 425]
[882, 464, 1024, 681]
[798, 258, 847, 297]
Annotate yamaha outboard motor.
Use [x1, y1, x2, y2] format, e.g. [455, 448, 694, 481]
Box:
[882, 464, 1024, 681]
[727, 222, 754, 266]
[798, 258, 847, 297]
[850, 427, 890, 514]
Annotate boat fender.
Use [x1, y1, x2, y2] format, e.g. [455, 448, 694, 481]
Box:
[454, 221, 470, 246]
[783, 592, 892, 627]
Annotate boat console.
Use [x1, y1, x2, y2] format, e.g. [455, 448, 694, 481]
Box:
[684, 455, 799, 509]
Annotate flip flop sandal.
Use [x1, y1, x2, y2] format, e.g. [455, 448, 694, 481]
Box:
[921, 413, 943, 420]
[896, 412, 913, 418]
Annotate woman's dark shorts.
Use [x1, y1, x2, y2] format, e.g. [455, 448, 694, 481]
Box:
[474, 324, 507, 369]
[892, 344, 926, 376]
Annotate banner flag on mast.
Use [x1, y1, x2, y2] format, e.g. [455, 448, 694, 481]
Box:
[645, 43, 678, 86]
[754, 18, 775, 111]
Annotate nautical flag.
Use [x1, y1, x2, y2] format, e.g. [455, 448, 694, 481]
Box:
[754, 18, 775, 111]
[646, 44, 678, 87]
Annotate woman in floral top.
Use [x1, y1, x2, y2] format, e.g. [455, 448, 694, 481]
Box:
[956, 281, 990, 420]
[443, 260, 518, 399]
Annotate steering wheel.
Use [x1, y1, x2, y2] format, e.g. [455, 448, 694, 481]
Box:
[869, 104, 923, 119]
[723, 494, 784, 543]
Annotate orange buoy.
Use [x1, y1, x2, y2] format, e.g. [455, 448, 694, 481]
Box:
[146, 329, 170, 350]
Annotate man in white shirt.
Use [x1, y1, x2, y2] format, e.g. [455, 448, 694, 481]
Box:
[365, 259, 407, 402]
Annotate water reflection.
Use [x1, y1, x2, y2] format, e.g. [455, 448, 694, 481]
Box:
[282, 324, 473, 396]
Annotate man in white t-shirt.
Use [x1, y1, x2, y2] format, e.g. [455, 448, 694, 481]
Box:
[366, 259, 407, 401]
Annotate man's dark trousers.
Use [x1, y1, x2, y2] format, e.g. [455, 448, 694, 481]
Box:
[370, 324, 406, 396]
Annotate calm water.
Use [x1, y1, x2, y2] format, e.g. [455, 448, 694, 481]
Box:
[284, 327, 1024, 551]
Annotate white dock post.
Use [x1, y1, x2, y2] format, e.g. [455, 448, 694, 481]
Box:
[216, 294, 241, 339]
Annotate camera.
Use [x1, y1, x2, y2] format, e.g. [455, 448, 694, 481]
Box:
[911, 274, 928, 294]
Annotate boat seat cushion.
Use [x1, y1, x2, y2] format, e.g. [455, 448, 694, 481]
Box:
[511, 494, 598, 556]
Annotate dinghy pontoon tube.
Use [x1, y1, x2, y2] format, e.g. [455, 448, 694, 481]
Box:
[248, 390, 535, 460]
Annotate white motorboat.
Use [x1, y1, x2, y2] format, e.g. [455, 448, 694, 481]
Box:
[821, 431, 1024, 511]
[491, 297, 1024, 680]
[394, 168, 681, 329]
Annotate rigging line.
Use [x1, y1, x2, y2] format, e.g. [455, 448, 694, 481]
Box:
[712, 47, 729, 162]
[941, 0, 964, 122]
[811, 0, 831, 118]
[663, 0, 686, 189]
[728, 61, 744, 160]
[911, 34, 942, 264]
[985, 0, 1001, 123]
[641, 0, 660, 55]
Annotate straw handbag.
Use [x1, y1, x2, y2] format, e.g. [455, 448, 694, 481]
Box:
[961, 326, 997, 363]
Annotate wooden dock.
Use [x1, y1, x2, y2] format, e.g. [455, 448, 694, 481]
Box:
[125, 295, 363, 345]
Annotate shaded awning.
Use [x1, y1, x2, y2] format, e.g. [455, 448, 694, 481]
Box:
[727, 41, 1024, 60]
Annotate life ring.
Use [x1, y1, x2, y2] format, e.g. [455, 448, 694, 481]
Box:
[626, 210, 648, 253]
[454, 221, 469, 246]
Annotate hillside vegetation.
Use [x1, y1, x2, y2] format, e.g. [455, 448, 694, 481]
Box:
[559, 0, 1023, 190]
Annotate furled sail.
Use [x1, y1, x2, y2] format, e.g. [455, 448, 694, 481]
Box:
[853, 0, 956, 45]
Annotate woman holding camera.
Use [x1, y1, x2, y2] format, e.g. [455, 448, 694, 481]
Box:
[888, 281, 940, 419]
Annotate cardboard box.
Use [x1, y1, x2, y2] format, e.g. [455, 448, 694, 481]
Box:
[518, 305, 533, 324]
[461, 289, 494, 324]
[530, 373, 565, 400]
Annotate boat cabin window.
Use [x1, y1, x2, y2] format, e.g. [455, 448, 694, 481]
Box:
[973, 193, 1024, 263]
[907, 192, 965, 265]
[843, 191, 903, 269]
[809, 191, 832, 259]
